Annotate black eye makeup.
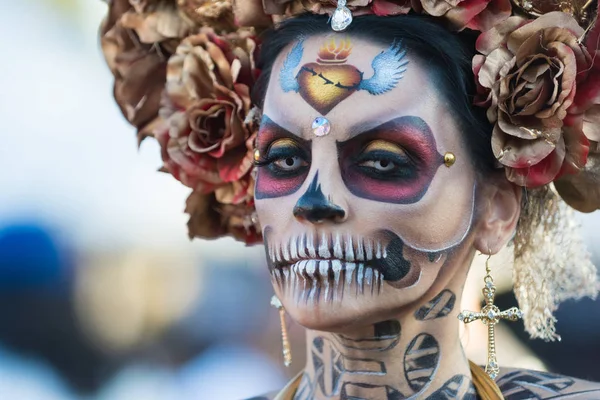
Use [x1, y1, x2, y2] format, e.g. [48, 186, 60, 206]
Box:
[354, 140, 416, 180]
[258, 138, 310, 177]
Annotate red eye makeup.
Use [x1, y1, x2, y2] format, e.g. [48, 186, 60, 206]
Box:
[255, 116, 311, 199]
[338, 116, 443, 204]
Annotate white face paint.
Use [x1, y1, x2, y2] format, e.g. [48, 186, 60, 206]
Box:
[255, 35, 478, 330]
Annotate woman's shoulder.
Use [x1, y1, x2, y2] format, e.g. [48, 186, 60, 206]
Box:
[496, 367, 600, 399]
[245, 369, 600, 400]
[244, 392, 278, 400]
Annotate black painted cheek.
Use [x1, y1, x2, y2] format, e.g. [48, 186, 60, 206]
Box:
[372, 231, 442, 283]
[372, 234, 411, 281]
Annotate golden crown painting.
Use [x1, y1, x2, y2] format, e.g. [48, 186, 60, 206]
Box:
[100, 0, 600, 398]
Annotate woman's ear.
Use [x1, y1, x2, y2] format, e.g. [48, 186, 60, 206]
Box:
[474, 178, 522, 254]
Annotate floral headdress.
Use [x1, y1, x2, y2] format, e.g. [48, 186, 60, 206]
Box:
[100, 0, 599, 340]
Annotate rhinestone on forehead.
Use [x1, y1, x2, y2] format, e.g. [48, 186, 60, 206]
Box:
[312, 117, 331, 137]
[331, 0, 352, 31]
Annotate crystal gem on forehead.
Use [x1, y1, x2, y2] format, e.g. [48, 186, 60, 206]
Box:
[312, 117, 331, 137]
[331, 0, 353, 32]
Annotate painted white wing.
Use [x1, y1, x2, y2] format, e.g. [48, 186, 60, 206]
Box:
[359, 40, 408, 95]
[279, 40, 304, 93]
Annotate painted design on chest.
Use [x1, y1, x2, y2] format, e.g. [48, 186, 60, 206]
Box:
[280, 38, 409, 115]
[496, 370, 575, 399]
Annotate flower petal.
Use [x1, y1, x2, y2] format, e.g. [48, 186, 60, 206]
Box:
[505, 137, 566, 187]
[555, 144, 600, 213]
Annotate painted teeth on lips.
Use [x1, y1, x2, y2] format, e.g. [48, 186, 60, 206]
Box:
[269, 233, 385, 265]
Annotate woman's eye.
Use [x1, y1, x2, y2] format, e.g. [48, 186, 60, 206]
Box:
[259, 138, 310, 176]
[359, 159, 396, 172]
[273, 156, 307, 171]
[354, 148, 415, 180]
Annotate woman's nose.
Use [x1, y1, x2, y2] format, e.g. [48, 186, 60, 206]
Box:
[293, 173, 346, 224]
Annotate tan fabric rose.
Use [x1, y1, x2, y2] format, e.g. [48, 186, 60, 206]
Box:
[186, 188, 261, 242]
[151, 28, 259, 239]
[555, 142, 600, 213]
[232, 0, 274, 27]
[120, 2, 193, 44]
[101, 0, 173, 143]
[418, 0, 511, 31]
[233, 0, 414, 26]
[231, 0, 506, 33]
[178, 0, 237, 32]
[129, 0, 160, 13]
[474, 12, 592, 187]
[555, 18, 600, 212]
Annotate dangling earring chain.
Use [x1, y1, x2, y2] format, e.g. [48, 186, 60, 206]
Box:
[271, 295, 292, 367]
[458, 253, 523, 379]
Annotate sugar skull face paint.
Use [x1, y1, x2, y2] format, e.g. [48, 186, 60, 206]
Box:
[256, 35, 478, 330]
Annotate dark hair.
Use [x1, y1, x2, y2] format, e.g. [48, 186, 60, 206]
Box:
[252, 13, 498, 175]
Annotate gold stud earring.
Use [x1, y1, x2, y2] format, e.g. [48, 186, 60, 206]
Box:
[254, 148, 261, 162]
[444, 152, 456, 167]
[458, 253, 523, 379]
[271, 295, 292, 367]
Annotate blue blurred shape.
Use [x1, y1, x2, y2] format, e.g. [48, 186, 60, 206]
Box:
[0, 223, 67, 291]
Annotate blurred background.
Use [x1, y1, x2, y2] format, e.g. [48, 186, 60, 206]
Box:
[0, 1, 599, 399]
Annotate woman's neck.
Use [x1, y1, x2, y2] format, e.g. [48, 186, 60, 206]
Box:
[293, 289, 476, 399]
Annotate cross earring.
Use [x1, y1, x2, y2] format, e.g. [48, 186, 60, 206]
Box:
[458, 253, 523, 379]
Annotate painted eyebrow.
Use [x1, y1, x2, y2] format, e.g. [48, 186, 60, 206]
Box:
[258, 114, 432, 143]
[342, 115, 432, 141]
[259, 114, 306, 140]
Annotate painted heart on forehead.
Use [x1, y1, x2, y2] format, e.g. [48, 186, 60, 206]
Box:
[297, 62, 361, 115]
[280, 38, 409, 115]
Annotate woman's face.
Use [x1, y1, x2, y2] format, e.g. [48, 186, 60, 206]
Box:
[255, 35, 478, 330]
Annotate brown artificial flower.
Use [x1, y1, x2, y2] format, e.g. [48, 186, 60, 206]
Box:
[120, 1, 194, 44]
[232, 0, 275, 27]
[178, 0, 237, 32]
[129, 0, 161, 13]
[185, 189, 262, 242]
[566, 15, 600, 146]
[285, 0, 417, 16]
[555, 17, 600, 212]
[185, 191, 226, 239]
[418, 0, 511, 31]
[231, 0, 511, 31]
[235, 0, 506, 29]
[554, 143, 600, 213]
[101, 0, 170, 142]
[474, 12, 592, 187]
[233, 0, 414, 26]
[156, 28, 258, 202]
[217, 200, 262, 243]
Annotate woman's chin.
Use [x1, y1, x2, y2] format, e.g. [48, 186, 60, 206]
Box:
[269, 263, 432, 331]
[284, 300, 366, 331]
[273, 285, 407, 332]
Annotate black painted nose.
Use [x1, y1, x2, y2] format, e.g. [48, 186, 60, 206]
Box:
[293, 173, 346, 223]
